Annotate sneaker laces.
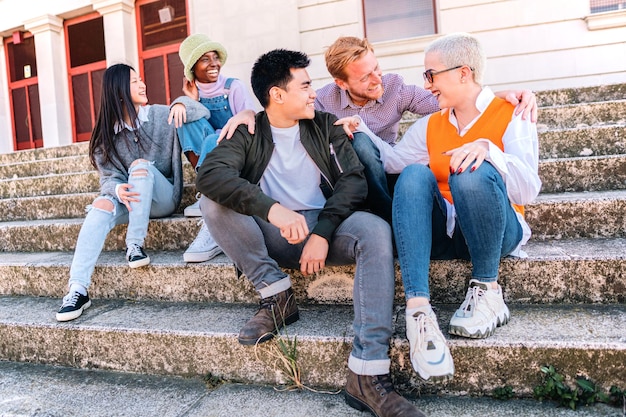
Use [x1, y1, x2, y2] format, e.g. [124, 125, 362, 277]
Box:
[61, 291, 80, 308]
[127, 243, 143, 258]
[459, 284, 497, 316]
[413, 312, 441, 349]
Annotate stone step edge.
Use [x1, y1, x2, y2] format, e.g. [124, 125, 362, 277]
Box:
[0, 296, 623, 395]
[0, 237, 624, 305]
[1, 361, 620, 417]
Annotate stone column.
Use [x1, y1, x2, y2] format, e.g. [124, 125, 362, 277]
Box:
[92, 0, 139, 68]
[23, 15, 72, 148]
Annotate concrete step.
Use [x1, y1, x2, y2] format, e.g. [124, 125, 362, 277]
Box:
[2, 152, 624, 202]
[1, 361, 619, 417]
[1, 191, 624, 252]
[0, 142, 89, 165]
[0, 163, 198, 199]
[537, 83, 626, 107]
[0, 154, 93, 180]
[537, 100, 626, 130]
[0, 295, 623, 395]
[527, 189, 626, 240]
[0, 238, 624, 305]
[0, 187, 199, 222]
[0, 152, 198, 181]
[0, 170, 99, 199]
[539, 124, 626, 159]
[538, 153, 626, 193]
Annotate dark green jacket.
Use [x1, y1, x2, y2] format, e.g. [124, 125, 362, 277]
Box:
[196, 110, 366, 241]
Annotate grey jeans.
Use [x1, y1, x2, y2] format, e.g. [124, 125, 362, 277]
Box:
[201, 196, 395, 375]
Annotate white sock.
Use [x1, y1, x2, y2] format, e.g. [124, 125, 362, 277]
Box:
[406, 304, 433, 317]
[69, 283, 87, 296]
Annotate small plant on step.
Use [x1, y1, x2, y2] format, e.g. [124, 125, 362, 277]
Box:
[254, 307, 339, 394]
[492, 385, 515, 400]
[203, 372, 224, 389]
[533, 365, 625, 411]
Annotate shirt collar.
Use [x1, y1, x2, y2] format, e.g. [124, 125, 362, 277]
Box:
[114, 105, 150, 134]
[475, 86, 495, 112]
[339, 87, 382, 109]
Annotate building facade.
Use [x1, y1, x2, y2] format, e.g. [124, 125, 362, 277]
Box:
[0, 0, 624, 153]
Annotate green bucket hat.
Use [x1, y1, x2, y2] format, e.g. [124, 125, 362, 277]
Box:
[179, 34, 228, 81]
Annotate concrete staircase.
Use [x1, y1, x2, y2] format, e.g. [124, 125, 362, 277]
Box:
[0, 84, 624, 404]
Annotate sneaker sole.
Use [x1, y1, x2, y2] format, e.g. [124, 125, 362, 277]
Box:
[184, 207, 202, 217]
[183, 247, 223, 263]
[449, 311, 510, 339]
[129, 256, 151, 268]
[418, 371, 454, 383]
[237, 311, 300, 345]
[56, 300, 92, 322]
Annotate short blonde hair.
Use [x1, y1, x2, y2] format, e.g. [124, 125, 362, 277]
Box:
[425, 32, 486, 85]
[324, 37, 374, 81]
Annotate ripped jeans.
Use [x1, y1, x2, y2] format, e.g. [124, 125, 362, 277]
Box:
[68, 161, 177, 290]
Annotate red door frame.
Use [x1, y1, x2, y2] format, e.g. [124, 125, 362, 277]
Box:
[3, 33, 42, 151]
[135, 0, 189, 104]
[64, 12, 107, 143]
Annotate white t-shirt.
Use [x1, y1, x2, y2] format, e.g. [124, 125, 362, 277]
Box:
[260, 124, 326, 211]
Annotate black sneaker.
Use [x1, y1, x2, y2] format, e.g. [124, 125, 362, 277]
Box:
[127, 244, 150, 268]
[56, 291, 91, 322]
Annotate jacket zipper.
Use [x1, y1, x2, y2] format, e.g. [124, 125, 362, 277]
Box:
[329, 143, 344, 174]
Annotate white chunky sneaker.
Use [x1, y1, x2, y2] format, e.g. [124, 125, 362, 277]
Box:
[406, 306, 454, 382]
[183, 220, 223, 263]
[183, 200, 201, 217]
[449, 279, 510, 339]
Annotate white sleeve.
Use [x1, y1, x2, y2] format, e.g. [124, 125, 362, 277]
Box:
[479, 112, 542, 205]
[355, 115, 430, 174]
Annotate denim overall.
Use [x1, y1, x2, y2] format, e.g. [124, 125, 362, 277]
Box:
[178, 78, 236, 169]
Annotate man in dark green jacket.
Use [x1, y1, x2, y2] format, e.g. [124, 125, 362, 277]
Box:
[196, 49, 425, 417]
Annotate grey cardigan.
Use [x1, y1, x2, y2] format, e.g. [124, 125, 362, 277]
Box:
[94, 96, 210, 208]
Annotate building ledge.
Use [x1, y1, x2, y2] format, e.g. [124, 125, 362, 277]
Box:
[585, 9, 626, 30]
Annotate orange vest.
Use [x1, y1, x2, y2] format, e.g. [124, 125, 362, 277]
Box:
[426, 97, 524, 216]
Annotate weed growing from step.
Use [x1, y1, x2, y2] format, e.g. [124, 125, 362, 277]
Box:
[203, 372, 224, 390]
[253, 308, 340, 394]
[533, 365, 625, 411]
[492, 385, 515, 400]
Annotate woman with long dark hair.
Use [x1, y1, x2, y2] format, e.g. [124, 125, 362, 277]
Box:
[56, 63, 209, 322]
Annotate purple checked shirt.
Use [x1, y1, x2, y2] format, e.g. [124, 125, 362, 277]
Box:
[315, 73, 439, 145]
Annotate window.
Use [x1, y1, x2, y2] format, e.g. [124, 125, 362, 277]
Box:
[590, 0, 626, 13]
[363, 0, 436, 43]
[4, 35, 43, 150]
[65, 14, 107, 142]
[136, 0, 188, 105]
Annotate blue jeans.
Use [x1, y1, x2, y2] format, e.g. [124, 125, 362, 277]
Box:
[351, 132, 397, 224]
[392, 162, 523, 300]
[68, 161, 177, 290]
[201, 197, 395, 375]
[177, 94, 234, 170]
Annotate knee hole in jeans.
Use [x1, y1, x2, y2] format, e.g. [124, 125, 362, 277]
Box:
[130, 169, 148, 178]
[90, 198, 115, 214]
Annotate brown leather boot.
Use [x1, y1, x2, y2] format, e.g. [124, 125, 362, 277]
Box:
[345, 369, 426, 417]
[238, 287, 299, 345]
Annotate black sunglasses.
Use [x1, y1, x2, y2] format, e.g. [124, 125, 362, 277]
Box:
[423, 65, 468, 83]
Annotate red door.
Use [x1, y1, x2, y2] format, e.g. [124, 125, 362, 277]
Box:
[136, 0, 188, 105]
[65, 13, 107, 142]
[4, 35, 43, 150]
